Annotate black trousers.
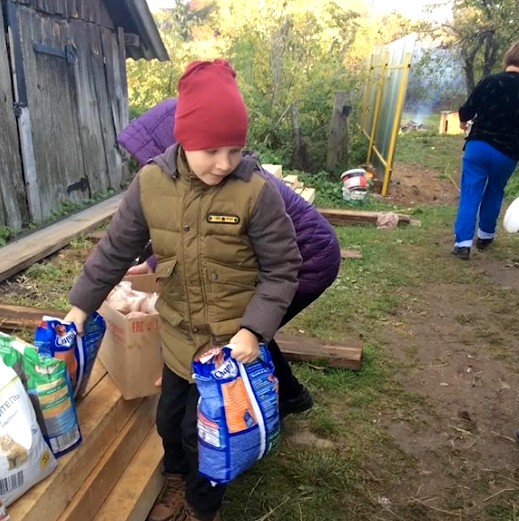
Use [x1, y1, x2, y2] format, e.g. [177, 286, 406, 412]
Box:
[268, 290, 325, 400]
[156, 365, 225, 519]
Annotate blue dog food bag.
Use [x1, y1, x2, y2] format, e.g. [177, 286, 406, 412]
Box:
[193, 343, 280, 484]
[34, 312, 106, 398]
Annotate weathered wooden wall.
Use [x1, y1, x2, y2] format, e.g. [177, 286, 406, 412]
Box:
[0, 1, 28, 229]
[0, 0, 129, 228]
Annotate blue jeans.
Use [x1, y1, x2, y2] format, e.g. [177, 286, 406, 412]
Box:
[454, 140, 517, 247]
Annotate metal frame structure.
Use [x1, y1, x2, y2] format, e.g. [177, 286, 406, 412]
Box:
[360, 35, 415, 196]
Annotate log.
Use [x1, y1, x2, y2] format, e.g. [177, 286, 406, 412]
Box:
[318, 208, 412, 227]
[0, 303, 66, 333]
[276, 333, 362, 370]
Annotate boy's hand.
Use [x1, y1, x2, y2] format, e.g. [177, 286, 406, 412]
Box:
[229, 328, 260, 364]
[126, 261, 152, 276]
[64, 306, 89, 335]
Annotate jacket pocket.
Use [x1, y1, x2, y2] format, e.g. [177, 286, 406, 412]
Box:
[205, 260, 257, 325]
[206, 260, 258, 288]
[208, 318, 243, 344]
[155, 258, 178, 279]
[155, 257, 184, 304]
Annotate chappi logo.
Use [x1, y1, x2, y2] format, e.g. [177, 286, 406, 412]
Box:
[55, 330, 76, 347]
[212, 358, 238, 380]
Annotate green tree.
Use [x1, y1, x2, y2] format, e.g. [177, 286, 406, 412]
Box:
[432, 0, 519, 94]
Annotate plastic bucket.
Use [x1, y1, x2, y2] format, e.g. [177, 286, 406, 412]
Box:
[340, 169, 368, 201]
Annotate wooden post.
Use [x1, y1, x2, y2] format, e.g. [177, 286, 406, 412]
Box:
[326, 91, 350, 171]
[291, 102, 308, 170]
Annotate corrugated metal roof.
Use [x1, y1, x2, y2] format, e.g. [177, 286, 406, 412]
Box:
[103, 0, 169, 62]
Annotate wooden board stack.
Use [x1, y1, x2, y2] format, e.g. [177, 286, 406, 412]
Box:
[262, 164, 316, 204]
[8, 361, 163, 521]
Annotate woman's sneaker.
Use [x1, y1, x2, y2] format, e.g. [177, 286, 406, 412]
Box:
[476, 238, 494, 250]
[451, 246, 470, 260]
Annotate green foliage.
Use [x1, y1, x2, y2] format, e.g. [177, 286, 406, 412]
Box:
[50, 189, 116, 221]
[0, 226, 13, 247]
[423, 0, 519, 93]
[505, 169, 519, 199]
[130, 0, 365, 171]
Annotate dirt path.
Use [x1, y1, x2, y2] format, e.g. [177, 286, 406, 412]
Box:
[377, 166, 519, 520]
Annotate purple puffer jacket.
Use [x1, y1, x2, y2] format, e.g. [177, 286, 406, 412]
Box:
[117, 99, 340, 294]
[118, 99, 178, 166]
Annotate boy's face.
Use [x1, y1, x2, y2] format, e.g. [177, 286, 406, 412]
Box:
[184, 146, 243, 186]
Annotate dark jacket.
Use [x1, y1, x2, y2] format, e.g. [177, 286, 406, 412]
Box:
[459, 71, 519, 161]
[117, 99, 341, 294]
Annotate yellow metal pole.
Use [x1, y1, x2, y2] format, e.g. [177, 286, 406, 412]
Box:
[366, 52, 388, 165]
[381, 51, 412, 196]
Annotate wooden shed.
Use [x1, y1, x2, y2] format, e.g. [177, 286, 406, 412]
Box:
[0, 0, 168, 231]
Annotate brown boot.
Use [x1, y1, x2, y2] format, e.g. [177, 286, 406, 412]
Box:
[185, 507, 221, 521]
[147, 474, 186, 521]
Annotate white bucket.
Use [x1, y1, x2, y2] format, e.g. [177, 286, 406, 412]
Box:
[341, 169, 368, 201]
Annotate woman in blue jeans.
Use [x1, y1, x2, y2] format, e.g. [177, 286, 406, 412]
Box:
[452, 39, 519, 260]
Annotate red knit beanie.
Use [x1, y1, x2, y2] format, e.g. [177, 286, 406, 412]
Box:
[175, 59, 248, 151]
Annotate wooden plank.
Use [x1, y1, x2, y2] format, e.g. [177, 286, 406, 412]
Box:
[0, 0, 27, 230]
[17, 8, 87, 218]
[276, 333, 362, 370]
[318, 208, 411, 227]
[282, 174, 299, 187]
[69, 19, 112, 194]
[9, 375, 142, 521]
[340, 248, 362, 260]
[300, 187, 315, 204]
[89, 25, 121, 190]
[0, 303, 66, 332]
[57, 396, 158, 521]
[261, 164, 283, 179]
[80, 359, 108, 398]
[0, 193, 122, 283]
[0, 305, 363, 369]
[95, 429, 164, 521]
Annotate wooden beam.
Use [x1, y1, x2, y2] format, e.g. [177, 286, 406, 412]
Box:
[56, 397, 158, 521]
[0, 194, 123, 283]
[0, 305, 362, 370]
[276, 333, 362, 370]
[0, 303, 66, 333]
[9, 368, 142, 521]
[95, 429, 164, 521]
[340, 248, 362, 260]
[318, 208, 412, 227]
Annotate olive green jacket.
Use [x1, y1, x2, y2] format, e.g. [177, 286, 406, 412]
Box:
[70, 144, 301, 380]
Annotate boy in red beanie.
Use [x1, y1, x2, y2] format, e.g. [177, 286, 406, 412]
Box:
[64, 59, 302, 521]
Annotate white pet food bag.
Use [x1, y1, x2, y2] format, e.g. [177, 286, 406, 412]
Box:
[0, 359, 56, 507]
